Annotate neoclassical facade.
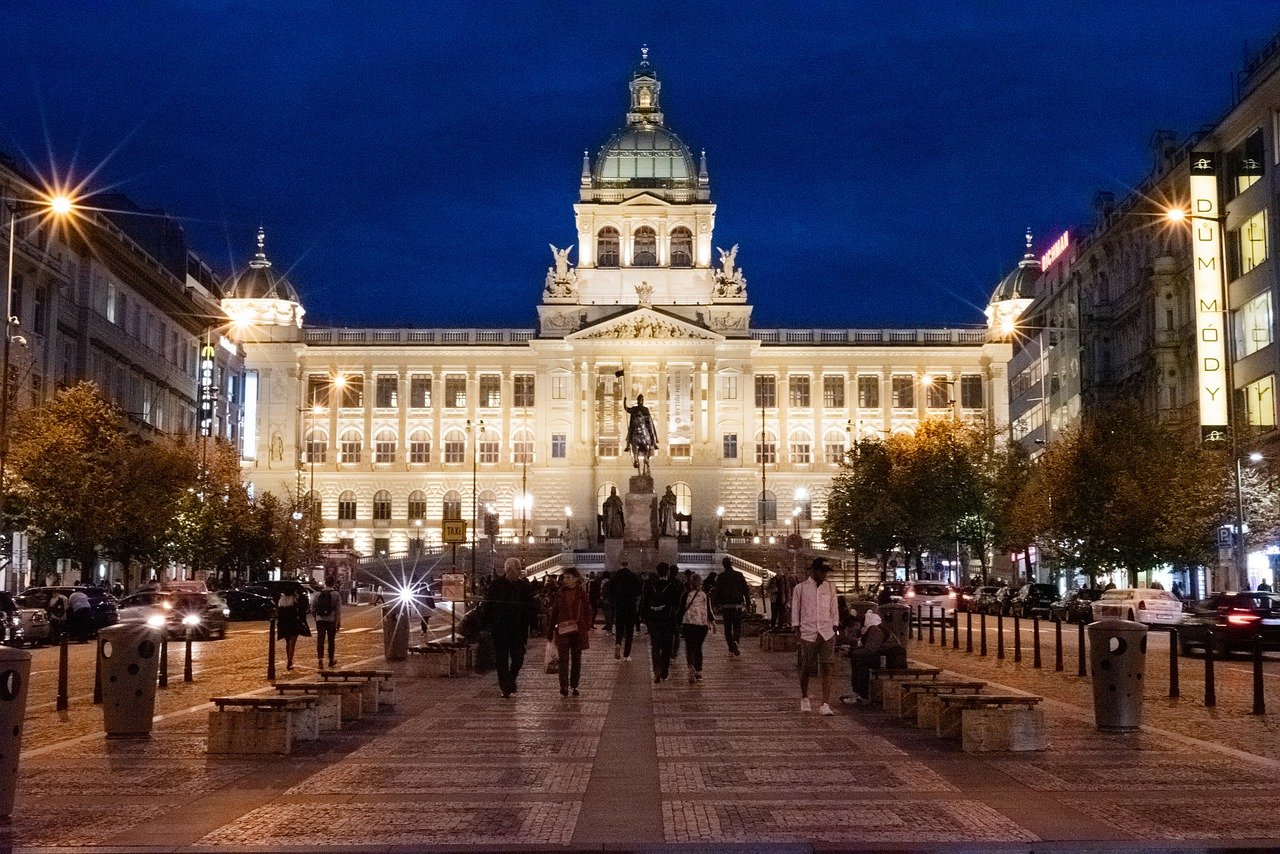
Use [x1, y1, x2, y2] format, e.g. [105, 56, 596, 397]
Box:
[230, 55, 1011, 557]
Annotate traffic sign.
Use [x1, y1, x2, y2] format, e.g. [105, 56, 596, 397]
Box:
[441, 573, 467, 602]
[442, 519, 467, 543]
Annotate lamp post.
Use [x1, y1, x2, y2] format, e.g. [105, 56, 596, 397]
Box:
[716, 505, 725, 548]
[468, 418, 482, 591]
[563, 505, 572, 545]
[413, 518, 422, 555]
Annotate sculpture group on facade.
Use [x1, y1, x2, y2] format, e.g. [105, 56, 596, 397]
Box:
[711, 243, 747, 300]
[544, 244, 579, 299]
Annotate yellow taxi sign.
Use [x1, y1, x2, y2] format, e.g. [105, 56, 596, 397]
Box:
[442, 519, 467, 543]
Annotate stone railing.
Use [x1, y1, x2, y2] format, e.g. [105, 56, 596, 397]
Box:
[750, 328, 987, 346]
[304, 328, 537, 346]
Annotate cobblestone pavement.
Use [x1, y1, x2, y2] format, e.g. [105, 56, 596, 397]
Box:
[8, 617, 1280, 850]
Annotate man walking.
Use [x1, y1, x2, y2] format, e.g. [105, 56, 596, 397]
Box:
[313, 576, 342, 668]
[610, 561, 643, 661]
[713, 556, 750, 656]
[486, 557, 537, 697]
[791, 558, 839, 715]
[641, 563, 682, 682]
[67, 587, 92, 643]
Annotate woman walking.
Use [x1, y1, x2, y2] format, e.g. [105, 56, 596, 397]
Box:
[681, 574, 715, 682]
[546, 567, 593, 697]
[276, 586, 311, 670]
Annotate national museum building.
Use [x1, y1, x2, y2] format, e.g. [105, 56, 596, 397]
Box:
[229, 56, 1011, 557]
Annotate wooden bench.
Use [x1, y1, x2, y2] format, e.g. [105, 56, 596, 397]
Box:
[898, 681, 986, 729]
[319, 669, 396, 710]
[935, 694, 1046, 753]
[208, 695, 319, 755]
[872, 667, 943, 711]
[273, 681, 356, 731]
[408, 643, 470, 678]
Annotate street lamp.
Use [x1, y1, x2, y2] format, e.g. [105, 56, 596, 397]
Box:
[468, 418, 482, 591]
[563, 504, 572, 543]
[716, 505, 725, 547]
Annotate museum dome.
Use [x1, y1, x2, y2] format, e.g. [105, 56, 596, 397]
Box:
[225, 228, 300, 303]
[990, 229, 1041, 304]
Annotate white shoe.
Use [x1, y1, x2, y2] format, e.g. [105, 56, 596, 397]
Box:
[624, 656, 631, 662]
[799, 697, 811, 713]
[819, 703, 835, 716]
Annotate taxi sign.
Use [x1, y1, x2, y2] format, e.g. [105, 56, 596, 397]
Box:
[442, 519, 467, 543]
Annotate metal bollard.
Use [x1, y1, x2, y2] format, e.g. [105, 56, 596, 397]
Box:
[915, 606, 922, 640]
[1033, 617, 1042, 669]
[1252, 633, 1265, 716]
[56, 633, 69, 712]
[952, 610, 959, 649]
[939, 608, 946, 647]
[996, 612, 1005, 660]
[1204, 629, 1216, 707]
[1013, 614, 1022, 663]
[979, 611, 987, 656]
[158, 634, 168, 688]
[267, 615, 277, 682]
[1168, 627, 1179, 699]
[966, 610, 973, 653]
[928, 605, 935, 644]
[1077, 620, 1087, 677]
[184, 630, 193, 683]
[92, 637, 103, 704]
[1054, 618, 1064, 672]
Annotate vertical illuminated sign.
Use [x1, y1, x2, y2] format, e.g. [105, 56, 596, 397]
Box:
[1190, 152, 1228, 442]
[199, 343, 216, 437]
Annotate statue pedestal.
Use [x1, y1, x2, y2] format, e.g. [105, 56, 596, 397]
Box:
[624, 493, 656, 545]
[629, 474, 653, 495]
[657, 536, 679, 569]
[603, 538, 625, 572]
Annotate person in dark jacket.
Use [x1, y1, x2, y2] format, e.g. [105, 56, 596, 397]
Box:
[713, 556, 750, 656]
[546, 567, 593, 697]
[843, 609, 906, 705]
[486, 557, 538, 697]
[640, 563, 682, 682]
[610, 562, 643, 661]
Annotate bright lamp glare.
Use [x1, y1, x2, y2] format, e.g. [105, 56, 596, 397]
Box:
[181, 614, 200, 626]
[146, 614, 166, 628]
[49, 195, 73, 216]
[396, 589, 414, 605]
[1166, 207, 1187, 222]
[1250, 452, 1264, 463]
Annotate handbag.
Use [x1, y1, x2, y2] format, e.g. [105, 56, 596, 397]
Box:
[556, 620, 579, 636]
[544, 639, 560, 673]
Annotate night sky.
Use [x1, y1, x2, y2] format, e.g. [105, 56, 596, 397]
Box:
[3, 2, 1278, 331]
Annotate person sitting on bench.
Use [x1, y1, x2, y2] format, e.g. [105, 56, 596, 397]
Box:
[842, 608, 906, 706]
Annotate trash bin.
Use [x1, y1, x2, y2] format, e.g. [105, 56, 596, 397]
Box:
[0, 647, 31, 819]
[382, 603, 411, 662]
[99, 623, 164, 737]
[879, 603, 911, 646]
[1088, 618, 1148, 731]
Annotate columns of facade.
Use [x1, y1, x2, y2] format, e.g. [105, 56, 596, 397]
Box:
[778, 368, 789, 475]
[578, 359, 590, 444]
[396, 370, 408, 471]
[881, 369, 892, 435]
[431, 367, 442, 468]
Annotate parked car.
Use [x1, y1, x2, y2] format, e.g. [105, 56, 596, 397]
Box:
[1091, 588, 1185, 625]
[8, 590, 54, 646]
[222, 588, 277, 621]
[968, 586, 1003, 615]
[20, 586, 117, 637]
[1050, 588, 1104, 624]
[245, 580, 314, 607]
[1177, 592, 1280, 656]
[902, 581, 955, 618]
[116, 591, 230, 640]
[985, 586, 1017, 616]
[869, 580, 906, 603]
[1010, 583, 1059, 619]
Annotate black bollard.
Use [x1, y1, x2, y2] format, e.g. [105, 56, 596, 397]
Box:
[92, 637, 103, 704]
[1252, 633, 1265, 716]
[1054, 618, 1064, 672]
[56, 633, 69, 712]
[1204, 629, 1216, 707]
[939, 608, 946, 647]
[952, 609, 959, 650]
[1168, 627, 1179, 699]
[997, 612, 1005, 660]
[966, 610, 973, 653]
[1077, 620, 1087, 677]
[980, 611, 987, 656]
[1013, 614, 1022, 663]
[267, 615, 277, 681]
[1032, 617, 1042, 669]
[159, 634, 168, 688]
[928, 605, 935, 644]
[184, 630, 194, 683]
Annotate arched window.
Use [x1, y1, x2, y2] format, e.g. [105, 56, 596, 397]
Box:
[597, 482, 617, 512]
[633, 226, 657, 267]
[670, 226, 693, 268]
[372, 489, 392, 521]
[409, 429, 431, 464]
[478, 428, 500, 464]
[374, 429, 396, 464]
[304, 429, 327, 464]
[755, 430, 777, 465]
[442, 490, 462, 521]
[513, 428, 534, 464]
[444, 429, 466, 464]
[793, 487, 812, 522]
[337, 490, 357, 522]
[789, 429, 812, 465]
[757, 490, 777, 525]
[672, 482, 692, 515]
[823, 429, 847, 465]
[339, 429, 362, 464]
[407, 490, 427, 521]
[597, 227, 620, 268]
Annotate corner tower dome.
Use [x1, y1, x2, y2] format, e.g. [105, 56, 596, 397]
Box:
[985, 229, 1039, 339]
[222, 228, 305, 332]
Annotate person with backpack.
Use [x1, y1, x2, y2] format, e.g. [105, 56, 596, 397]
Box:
[713, 556, 750, 656]
[312, 578, 341, 668]
[276, 586, 311, 671]
[640, 563, 682, 683]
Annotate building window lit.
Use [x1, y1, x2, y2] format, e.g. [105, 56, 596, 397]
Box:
[1235, 291, 1274, 359]
[409, 429, 431, 463]
[597, 227, 620, 268]
[337, 491, 356, 522]
[670, 226, 693, 267]
[444, 430, 466, 463]
[375, 374, 398, 408]
[927, 380, 950, 409]
[338, 375, 363, 409]
[304, 431, 327, 464]
[790, 432, 811, 464]
[408, 491, 426, 521]
[442, 491, 462, 521]
[445, 375, 466, 408]
[857, 375, 879, 408]
[824, 432, 845, 464]
[552, 375, 569, 400]
[477, 429, 499, 463]
[1231, 129, 1264, 197]
[719, 374, 738, 400]
[409, 375, 432, 407]
[723, 433, 738, 459]
[757, 490, 777, 524]
[823, 375, 844, 408]
[1244, 375, 1276, 428]
[597, 438, 619, 458]
[755, 431, 777, 464]
[372, 490, 392, 521]
[754, 374, 776, 408]
[794, 488, 812, 521]
[307, 375, 329, 407]
[891, 375, 914, 409]
[374, 430, 396, 463]
[514, 375, 535, 407]
[551, 433, 567, 458]
[789, 375, 810, 408]
[669, 443, 691, 458]
[513, 429, 533, 464]
[960, 375, 984, 409]
[633, 226, 657, 266]
[1233, 210, 1268, 278]
[478, 375, 501, 408]
[339, 430, 362, 464]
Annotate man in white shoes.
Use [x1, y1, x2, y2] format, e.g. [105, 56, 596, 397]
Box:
[792, 557, 839, 715]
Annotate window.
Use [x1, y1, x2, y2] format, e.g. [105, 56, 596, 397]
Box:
[1245, 375, 1276, 428]
[1234, 210, 1268, 277]
[33, 287, 47, 336]
[1231, 129, 1265, 197]
[719, 374, 738, 400]
[754, 374, 776, 408]
[307, 374, 329, 408]
[552, 375, 569, 400]
[338, 374, 363, 408]
[669, 442, 691, 458]
[757, 490, 777, 524]
[597, 438, 619, 457]
[789, 432, 811, 464]
[670, 226, 693, 267]
[824, 432, 846, 464]
[375, 374, 398, 408]
[789, 375, 810, 408]
[304, 431, 327, 464]
[927, 380, 950, 409]
[514, 375, 535, 407]
[723, 433, 738, 459]
[337, 491, 356, 522]
[339, 430, 362, 464]
[597, 227, 620, 268]
[408, 491, 427, 521]
[755, 431, 777, 464]
[794, 488, 812, 521]
[442, 490, 462, 521]
[479, 429, 500, 463]
[1236, 291, 1274, 359]
[444, 430, 466, 463]
[372, 490, 392, 521]
[445, 375, 466, 408]
[857, 375, 880, 408]
[551, 433, 567, 458]
[409, 375, 432, 407]
[633, 226, 657, 266]
[409, 429, 431, 463]
[891, 375, 914, 409]
[960, 375, 984, 409]
[373, 537, 390, 557]
[823, 376, 844, 408]
[479, 375, 501, 408]
[513, 429, 533, 464]
[374, 430, 396, 464]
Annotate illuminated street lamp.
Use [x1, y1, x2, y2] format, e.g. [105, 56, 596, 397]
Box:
[563, 505, 572, 542]
[716, 505, 725, 546]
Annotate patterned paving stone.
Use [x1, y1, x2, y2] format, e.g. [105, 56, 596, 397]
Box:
[655, 733, 905, 758]
[663, 799, 1039, 844]
[994, 753, 1278, 791]
[19, 762, 256, 797]
[56, 733, 211, 760]
[1093, 796, 1280, 841]
[202, 802, 580, 846]
[5, 804, 175, 847]
[660, 758, 956, 794]
[285, 760, 592, 794]
[348, 734, 599, 760]
[655, 715, 848, 733]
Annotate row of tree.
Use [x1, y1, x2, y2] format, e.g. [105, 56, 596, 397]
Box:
[6, 383, 308, 589]
[822, 410, 1278, 589]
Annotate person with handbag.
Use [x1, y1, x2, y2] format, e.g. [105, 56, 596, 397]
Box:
[546, 567, 592, 697]
[680, 574, 716, 682]
[275, 587, 311, 671]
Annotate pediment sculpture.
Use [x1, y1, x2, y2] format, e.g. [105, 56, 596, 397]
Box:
[582, 316, 715, 340]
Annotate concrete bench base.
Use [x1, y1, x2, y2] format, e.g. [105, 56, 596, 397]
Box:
[208, 703, 317, 755]
[274, 686, 343, 732]
[408, 646, 469, 677]
[961, 706, 1047, 753]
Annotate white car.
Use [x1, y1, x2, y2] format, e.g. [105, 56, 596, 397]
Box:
[1090, 588, 1184, 625]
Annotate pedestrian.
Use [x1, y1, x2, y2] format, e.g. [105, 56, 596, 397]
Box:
[486, 557, 537, 697]
[47, 589, 69, 643]
[641, 562, 682, 683]
[67, 587, 92, 643]
[546, 567, 592, 697]
[842, 608, 905, 706]
[680, 574, 715, 682]
[1259, 579, 1273, 593]
[791, 557, 839, 715]
[768, 571, 790, 628]
[610, 561, 643, 661]
[275, 587, 311, 670]
[713, 556, 750, 656]
[600, 571, 615, 634]
[588, 572, 603, 627]
[312, 576, 342, 669]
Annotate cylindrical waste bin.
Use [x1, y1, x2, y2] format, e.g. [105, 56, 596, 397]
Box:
[0, 647, 32, 819]
[99, 623, 164, 737]
[879, 603, 911, 646]
[1088, 618, 1148, 731]
[382, 602, 412, 661]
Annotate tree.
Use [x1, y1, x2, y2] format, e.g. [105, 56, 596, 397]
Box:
[823, 438, 900, 567]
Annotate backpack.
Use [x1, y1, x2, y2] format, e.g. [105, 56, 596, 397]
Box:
[315, 589, 337, 618]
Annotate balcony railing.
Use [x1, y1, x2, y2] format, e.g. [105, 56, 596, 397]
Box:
[304, 328, 537, 346]
[751, 328, 987, 346]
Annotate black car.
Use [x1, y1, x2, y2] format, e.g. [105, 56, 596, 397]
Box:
[1178, 592, 1280, 656]
[869, 581, 906, 603]
[21, 586, 118, 636]
[973, 586, 1005, 615]
[222, 588, 277, 620]
[1010, 583, 1059, 619]
[1050, 588, 1103, 624]
[245, 580, 314, 605]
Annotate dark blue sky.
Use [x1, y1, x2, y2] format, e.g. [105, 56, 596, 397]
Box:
[3, 2, 1278, 330]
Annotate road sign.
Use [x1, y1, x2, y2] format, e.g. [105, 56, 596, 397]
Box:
[441, 573, 466, 602]
[442, 519, 467, 544]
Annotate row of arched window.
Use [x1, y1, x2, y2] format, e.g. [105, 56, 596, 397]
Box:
[333, 488, 497, 523]
[596, 225, 693, 268]
[305, 428, 534, 465]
